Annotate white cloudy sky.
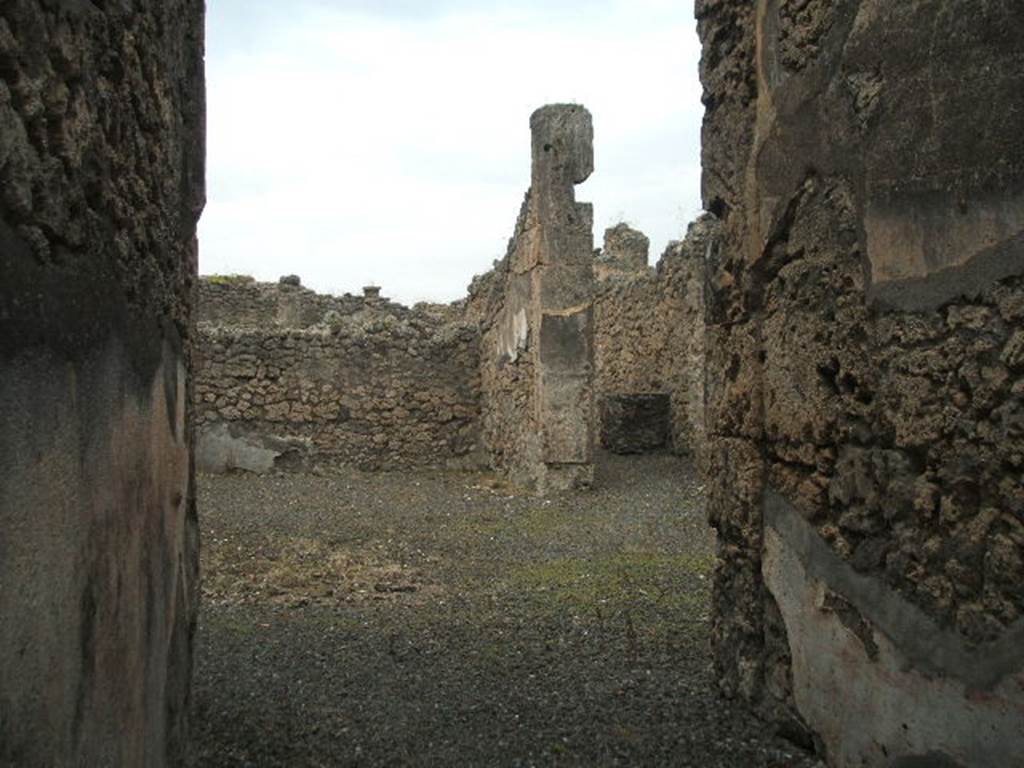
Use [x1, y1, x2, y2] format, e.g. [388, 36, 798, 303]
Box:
[200, 0, 705, 305]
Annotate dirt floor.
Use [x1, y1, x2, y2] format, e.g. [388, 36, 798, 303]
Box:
[188, 453, 824, 767]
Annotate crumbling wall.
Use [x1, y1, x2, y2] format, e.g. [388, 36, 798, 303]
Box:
[198, 275, 401, 330]
[195, 280, 481, 472]
[594, 222, 651, 280]
[699, 1, 1024, 765]
[476, 105, 597, 492]
[0, 2, 204, 765]
[594, 218, 713, 456]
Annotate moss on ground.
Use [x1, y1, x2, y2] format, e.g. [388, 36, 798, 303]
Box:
[503, 552, 712, 635]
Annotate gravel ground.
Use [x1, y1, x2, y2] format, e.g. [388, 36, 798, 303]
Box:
[189, 453, 824, 768]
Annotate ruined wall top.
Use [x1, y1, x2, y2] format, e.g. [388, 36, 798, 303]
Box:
[596, 223, 651, 278]
[197, 276, 462, 331]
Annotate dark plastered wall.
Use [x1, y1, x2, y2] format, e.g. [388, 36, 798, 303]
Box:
[0, 1, 204, 765]
[698, 0, 1023, 765]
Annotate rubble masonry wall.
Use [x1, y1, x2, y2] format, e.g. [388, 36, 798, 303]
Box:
[594, 218, 713, 456]
[698, 1, 1024, 765]
[195, 281, 482, 472]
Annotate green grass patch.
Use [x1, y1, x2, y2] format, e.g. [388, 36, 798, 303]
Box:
[204, 273, 255, 285]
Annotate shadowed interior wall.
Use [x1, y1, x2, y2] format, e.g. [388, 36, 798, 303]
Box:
[698, 1, 1023, 766]
[0, 2, 204, 765]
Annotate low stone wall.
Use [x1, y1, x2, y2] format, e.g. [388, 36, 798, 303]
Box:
[195, 284, 481, 472]
[594, 218, 712, 456]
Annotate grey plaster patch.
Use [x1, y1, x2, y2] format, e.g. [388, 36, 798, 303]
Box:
[197, 423, 288, 475]
[539, 310, 590, 372]
[539, 308, 594, 466]
[495, 277, 532, 364]
[763, 490, 1024, 768]
[890, 754, 967, 768]
[866, 189, 1023, 282]
[764, 491, 1024, 689]
[866, 189, 1024, 311]
[868, 230, 1024, 312]
[1, 341, 193, 766]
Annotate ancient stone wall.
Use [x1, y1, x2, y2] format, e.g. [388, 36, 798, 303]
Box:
[195, 105, 711, 487]
[699, 1, 1024, 765]
[195, 280, 481, 472]
[474, 105, 597, 492]
[0, 2, 204, 765]
[594, 218, 712, 456]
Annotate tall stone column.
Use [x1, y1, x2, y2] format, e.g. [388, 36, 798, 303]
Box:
[529, 105, 597, 491]
[481, 104, 597, 492]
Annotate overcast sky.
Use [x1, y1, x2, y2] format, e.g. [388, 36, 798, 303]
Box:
[199, 0, 705, 305]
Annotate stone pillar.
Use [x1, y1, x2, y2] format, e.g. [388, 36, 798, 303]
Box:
[481, 104, 596, 492]
[0, 2, 204, 765]
[699, 1, 1024, 765]
[530, 105, 597, 491]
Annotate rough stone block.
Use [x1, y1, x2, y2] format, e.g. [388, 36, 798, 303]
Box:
[599, 223, 650, 274]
